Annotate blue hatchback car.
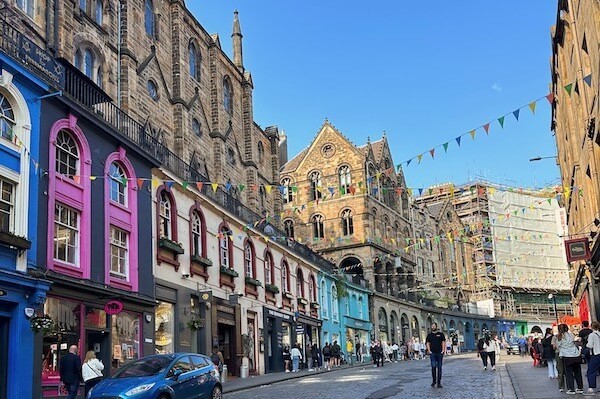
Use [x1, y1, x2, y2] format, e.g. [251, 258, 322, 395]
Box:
[88, 353, 222, 399]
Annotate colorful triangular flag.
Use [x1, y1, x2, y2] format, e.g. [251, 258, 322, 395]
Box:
[483, 123, 490, 134]
[443, 142, 449, 152]
[498, 116, 505, 128]
[528, 102, 536, 114]
[211, 182, 219, 192]
[564, 83, 573, 95]
[546, 93, 554, 104]
[417, 154, 423, 164]
[429, 148, 435, 159]
[583, 74, 592, 87]
[455, 136, 462, 146]
[512, 109, 520, 121]
[469, 130, 476, 140]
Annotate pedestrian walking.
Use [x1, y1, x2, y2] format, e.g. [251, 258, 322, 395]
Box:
[331, 340, 341, 367]
[542, 328, 558, 379]
[584, 321, 600, 396]
[452, 334, 459, 354]
[400, 342, 408, 361]
[580, 321, 593, 364]
[477, 335, 488, 370]
[391, 341, 399, 362]
[484, 333, 499, 371]
[552, 333, 567, 392]
[322, 342, 331, 370]
[283, 346, 291, 372]
[356, 340, 362, 363]
[346, 338, 354, 365]
[407, 339, 413, 360]
[59, 345, 82, 399]
[426, 322, 446, 388]
[82, 350, 104, 397]
[307, 341, 314, 371]
[557, 323, 584, 395]
[311, 343, 321, 372]
[290, 344, 302, 372]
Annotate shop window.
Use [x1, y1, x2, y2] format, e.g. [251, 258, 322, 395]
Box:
[111, 312, 140, 371]
[0, 178, 14, 233]
[155, 302, 174, 354]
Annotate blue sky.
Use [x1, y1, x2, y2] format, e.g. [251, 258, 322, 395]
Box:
[189, 1, 560, 189]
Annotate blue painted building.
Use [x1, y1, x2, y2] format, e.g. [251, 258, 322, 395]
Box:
[0, 32, 53, 398]
[318, 271, 372, 361]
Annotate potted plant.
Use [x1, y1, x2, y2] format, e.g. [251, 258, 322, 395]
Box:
[297, 297, 308, 305]
[187, 318, 204, 331]
[158, 237, 184, 255]
[191, 254, 212, 267]
[265, 284, 279, 294]
[0, 231, 31, 251]
[30, 315, 55, 334]
[220, 266, 239, 278]
[245, 276, 262, 287]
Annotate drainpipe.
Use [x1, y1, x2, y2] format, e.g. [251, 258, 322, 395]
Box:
[53, 0, 59, 53]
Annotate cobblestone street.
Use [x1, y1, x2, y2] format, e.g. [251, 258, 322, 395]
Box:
[225, 354, 516, 399]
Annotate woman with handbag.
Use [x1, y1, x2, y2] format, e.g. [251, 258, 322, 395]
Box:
[82, 350, 104, 396]
[557, 324, 584, 395]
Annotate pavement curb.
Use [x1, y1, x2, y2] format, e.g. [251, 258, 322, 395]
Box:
[504, 362, 523, 398]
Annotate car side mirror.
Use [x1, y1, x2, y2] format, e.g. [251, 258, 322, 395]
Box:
[170, 369, 183, 380]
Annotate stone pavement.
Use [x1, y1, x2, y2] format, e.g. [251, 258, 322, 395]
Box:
[505, 355, 594, 398]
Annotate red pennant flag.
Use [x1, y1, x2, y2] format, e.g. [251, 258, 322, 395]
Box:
[546, 93, 554, 104]
[429, 148, 435, 159]
[137, 178, 144, 190]
[73, 175, 81, 184]
[196, 182, 204, 191]
[483, 123, 490, 134]
[349, 185, 356, 195]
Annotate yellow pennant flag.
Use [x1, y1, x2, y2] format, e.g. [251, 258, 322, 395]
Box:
[488, 187, 496, 195]
[469, 130, 476, 140]
[211, 183, 219, 192]
[151, 178, 159, 188]
[417, 154, 423, 164]
[89, 176, 97, 181]
[265, 185, 273, 194]
[528, 102, 537, 114]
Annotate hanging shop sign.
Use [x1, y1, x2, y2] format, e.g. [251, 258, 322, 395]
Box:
[104, 300, 124, 315]
[565, 238, 591, 263]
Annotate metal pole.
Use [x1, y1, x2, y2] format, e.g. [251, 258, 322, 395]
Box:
[553, 296, 559, 325]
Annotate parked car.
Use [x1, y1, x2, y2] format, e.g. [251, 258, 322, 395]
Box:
[505, 342, 520, 355]
[88, 353, 221, 399]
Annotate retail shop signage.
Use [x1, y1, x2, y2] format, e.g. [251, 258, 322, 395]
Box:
[104, 300, 124, 315]
[565, 237, 591, 263]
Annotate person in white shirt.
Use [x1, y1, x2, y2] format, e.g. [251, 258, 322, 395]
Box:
[391, 342, 399, 362]
[557, 324, 584, 394]
[484, 334, 499, 371]
[290, 344, 303, 372]
[82, 350, 104, 396]
[585, 321, 600, 396]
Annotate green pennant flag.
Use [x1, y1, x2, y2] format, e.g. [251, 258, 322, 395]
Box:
[120, 177, 127, 186]
[292, 186, 298, 193]
[238, 184, 246, 192]
[428, 188, 433, 195]
[498, 116, 505, 128]
[547, 198, 552, 205]
[182, 181, 189, 189]
[564, 83, 573, 95]
[443, 142, 449, 152]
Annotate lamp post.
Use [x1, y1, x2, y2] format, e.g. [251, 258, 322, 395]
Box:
[549, 294, 559, 325]
[529, 156, 557, 162]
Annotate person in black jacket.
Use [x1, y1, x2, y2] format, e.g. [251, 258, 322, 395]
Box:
[59, 345, 82, 399]
[542, 328, 558, 378]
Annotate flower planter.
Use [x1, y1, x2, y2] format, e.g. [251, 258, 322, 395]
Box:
[159, 237, 184, 255]
[187, 318, 204, 331]
[310, 301, 320, 309]
[30, 316, 55, 334]
[283, 292, 293, 300]
[191, 255, 212, 267]
[0, 231, 31, 251]
[245, 277, 262, 287]
[265, 284, 280, 294]
[220, 266, 239, 278]
[297, 297, 308, 305]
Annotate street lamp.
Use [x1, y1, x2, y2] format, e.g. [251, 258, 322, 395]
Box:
[549, 294, 559, 325]
[529, 156, 557, 162]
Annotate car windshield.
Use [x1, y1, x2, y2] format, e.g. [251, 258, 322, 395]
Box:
[113, 356, 174, 378]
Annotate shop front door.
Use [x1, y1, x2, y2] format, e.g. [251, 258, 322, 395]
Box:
[0, 316, 8, 399]
[86, 330, 110, 370]
[218, 324, 236, 376]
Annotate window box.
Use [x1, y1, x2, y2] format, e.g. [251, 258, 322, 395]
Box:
[245, 277, 262, 287]
[283, 292, 294, 300]
[191, 255, 212, 267]
[0, 231, 31, 251]
[159, 237, 184, 255]
[297, 297, 308, 305]
[220, 266, 239, 278]
[310, 301, 320, 309]
[265, 284, 280, 294]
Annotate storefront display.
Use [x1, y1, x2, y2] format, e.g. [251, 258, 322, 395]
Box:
[155, 302, 174, 354]
[111, 311, 140, 372]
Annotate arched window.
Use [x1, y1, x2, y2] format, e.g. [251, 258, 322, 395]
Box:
[320, 280, 328, 318]
[108, 162, 127, 205]
[383, 215, 389, 239]
[147, 80, 159, 101]
[145, 0, 155, 38]
[338, 165, 351, 194]
[281, 260, 290, 293]
[281, 177, 293, 203]
[227, 147, 235, 165]
[55, 130, 80, 177]
[159, 191, 172, 239]
[96, 67, 103, 88]
[189, 42, 201, 80]
[308, 275, 316, 302]
[264, 251, 274, 285]
[190, 209, 205, 258]
[95, 0, 103, 25]
[358, 296, 364, 319]
[296, 268, 305, 298]
[79, 0, 87, 11]
[83, 49, 94, 79]
[309, 171, 322, 201]
[223, 77, 233, 114]
[311, 214, 324, 239]
[331, 284, 339, 321]
[219, 225, 232, 268]
[341, 209, 353, 236]
[0, 93, 15, 141]
[192, 118, 201, 138]
[257, 141, 264, 164]
[244, 240, 255, 279]
[284, 219, 294, 237]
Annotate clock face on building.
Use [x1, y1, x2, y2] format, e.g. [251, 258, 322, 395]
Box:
[202, 293, 210, 301]
[322, 143, 335, 158]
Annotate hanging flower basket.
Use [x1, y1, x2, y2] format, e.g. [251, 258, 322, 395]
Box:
[30, 316, 55, 334]
[187, 318, 204, 331]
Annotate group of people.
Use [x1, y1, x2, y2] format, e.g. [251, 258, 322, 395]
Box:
[59, 345, 104, 399]
[476, 331, 501, 371]
[283, 340, 344, 373]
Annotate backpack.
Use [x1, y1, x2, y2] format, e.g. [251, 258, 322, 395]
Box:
[477, 339, 485, 351]
[323, 346, 331, 356]
[210, 353, 221, 367]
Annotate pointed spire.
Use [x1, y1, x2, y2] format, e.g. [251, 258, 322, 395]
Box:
[232, 10, 244, 71]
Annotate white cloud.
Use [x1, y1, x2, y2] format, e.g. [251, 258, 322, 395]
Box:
[491, 83, 502, 92]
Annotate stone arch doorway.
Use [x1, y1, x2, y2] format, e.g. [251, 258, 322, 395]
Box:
[390, 311, 399, 343]
[411, 316, 420, 340]
[339, 256, 364, 285]
[401, 314, 409, 343]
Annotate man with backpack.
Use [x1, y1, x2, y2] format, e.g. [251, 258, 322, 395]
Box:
[477, 334, 488, 370]
[211, 345, 224, 380]
[331, 340, 341, 367]
[580, 320, 593, 364]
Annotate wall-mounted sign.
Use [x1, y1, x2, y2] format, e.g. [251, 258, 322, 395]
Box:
[104, 300, 124, 315]
[565, 238, 591, 263]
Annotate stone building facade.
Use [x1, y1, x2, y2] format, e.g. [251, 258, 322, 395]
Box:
[551, 0, 600, 322]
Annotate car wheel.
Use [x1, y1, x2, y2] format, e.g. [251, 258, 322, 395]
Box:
[211, 385, 222, 399]
[158, 395, 169, 399]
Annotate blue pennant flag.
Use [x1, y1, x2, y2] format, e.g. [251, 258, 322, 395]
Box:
[584, 74, 592, 87]
[455, 136, 462, 146]
[513, 109, 520, 121]
[165, 181, 174, 189]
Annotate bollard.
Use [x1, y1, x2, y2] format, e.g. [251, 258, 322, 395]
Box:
[240, 364, 249, 378]
[221, 364, 228, 383]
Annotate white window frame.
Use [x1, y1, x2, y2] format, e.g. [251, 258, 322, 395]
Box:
[109, 162, 127, 206]
[191, 212, 202, 257]
[0, 177, 15, 233]
[16, 0, 35, 17]
[159, 192, 171, 239]
[320, 280, 328, 318]
[55, 130, 80, 177]
[264, 253, 272, 285]
[244, 242, 253, 278]
[331, 284, 339, 322]
[220, 228, 230, 268]
[282, 263, 289, 293]
[53, 203, 79, 265]
[110, 226, 128, 280]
